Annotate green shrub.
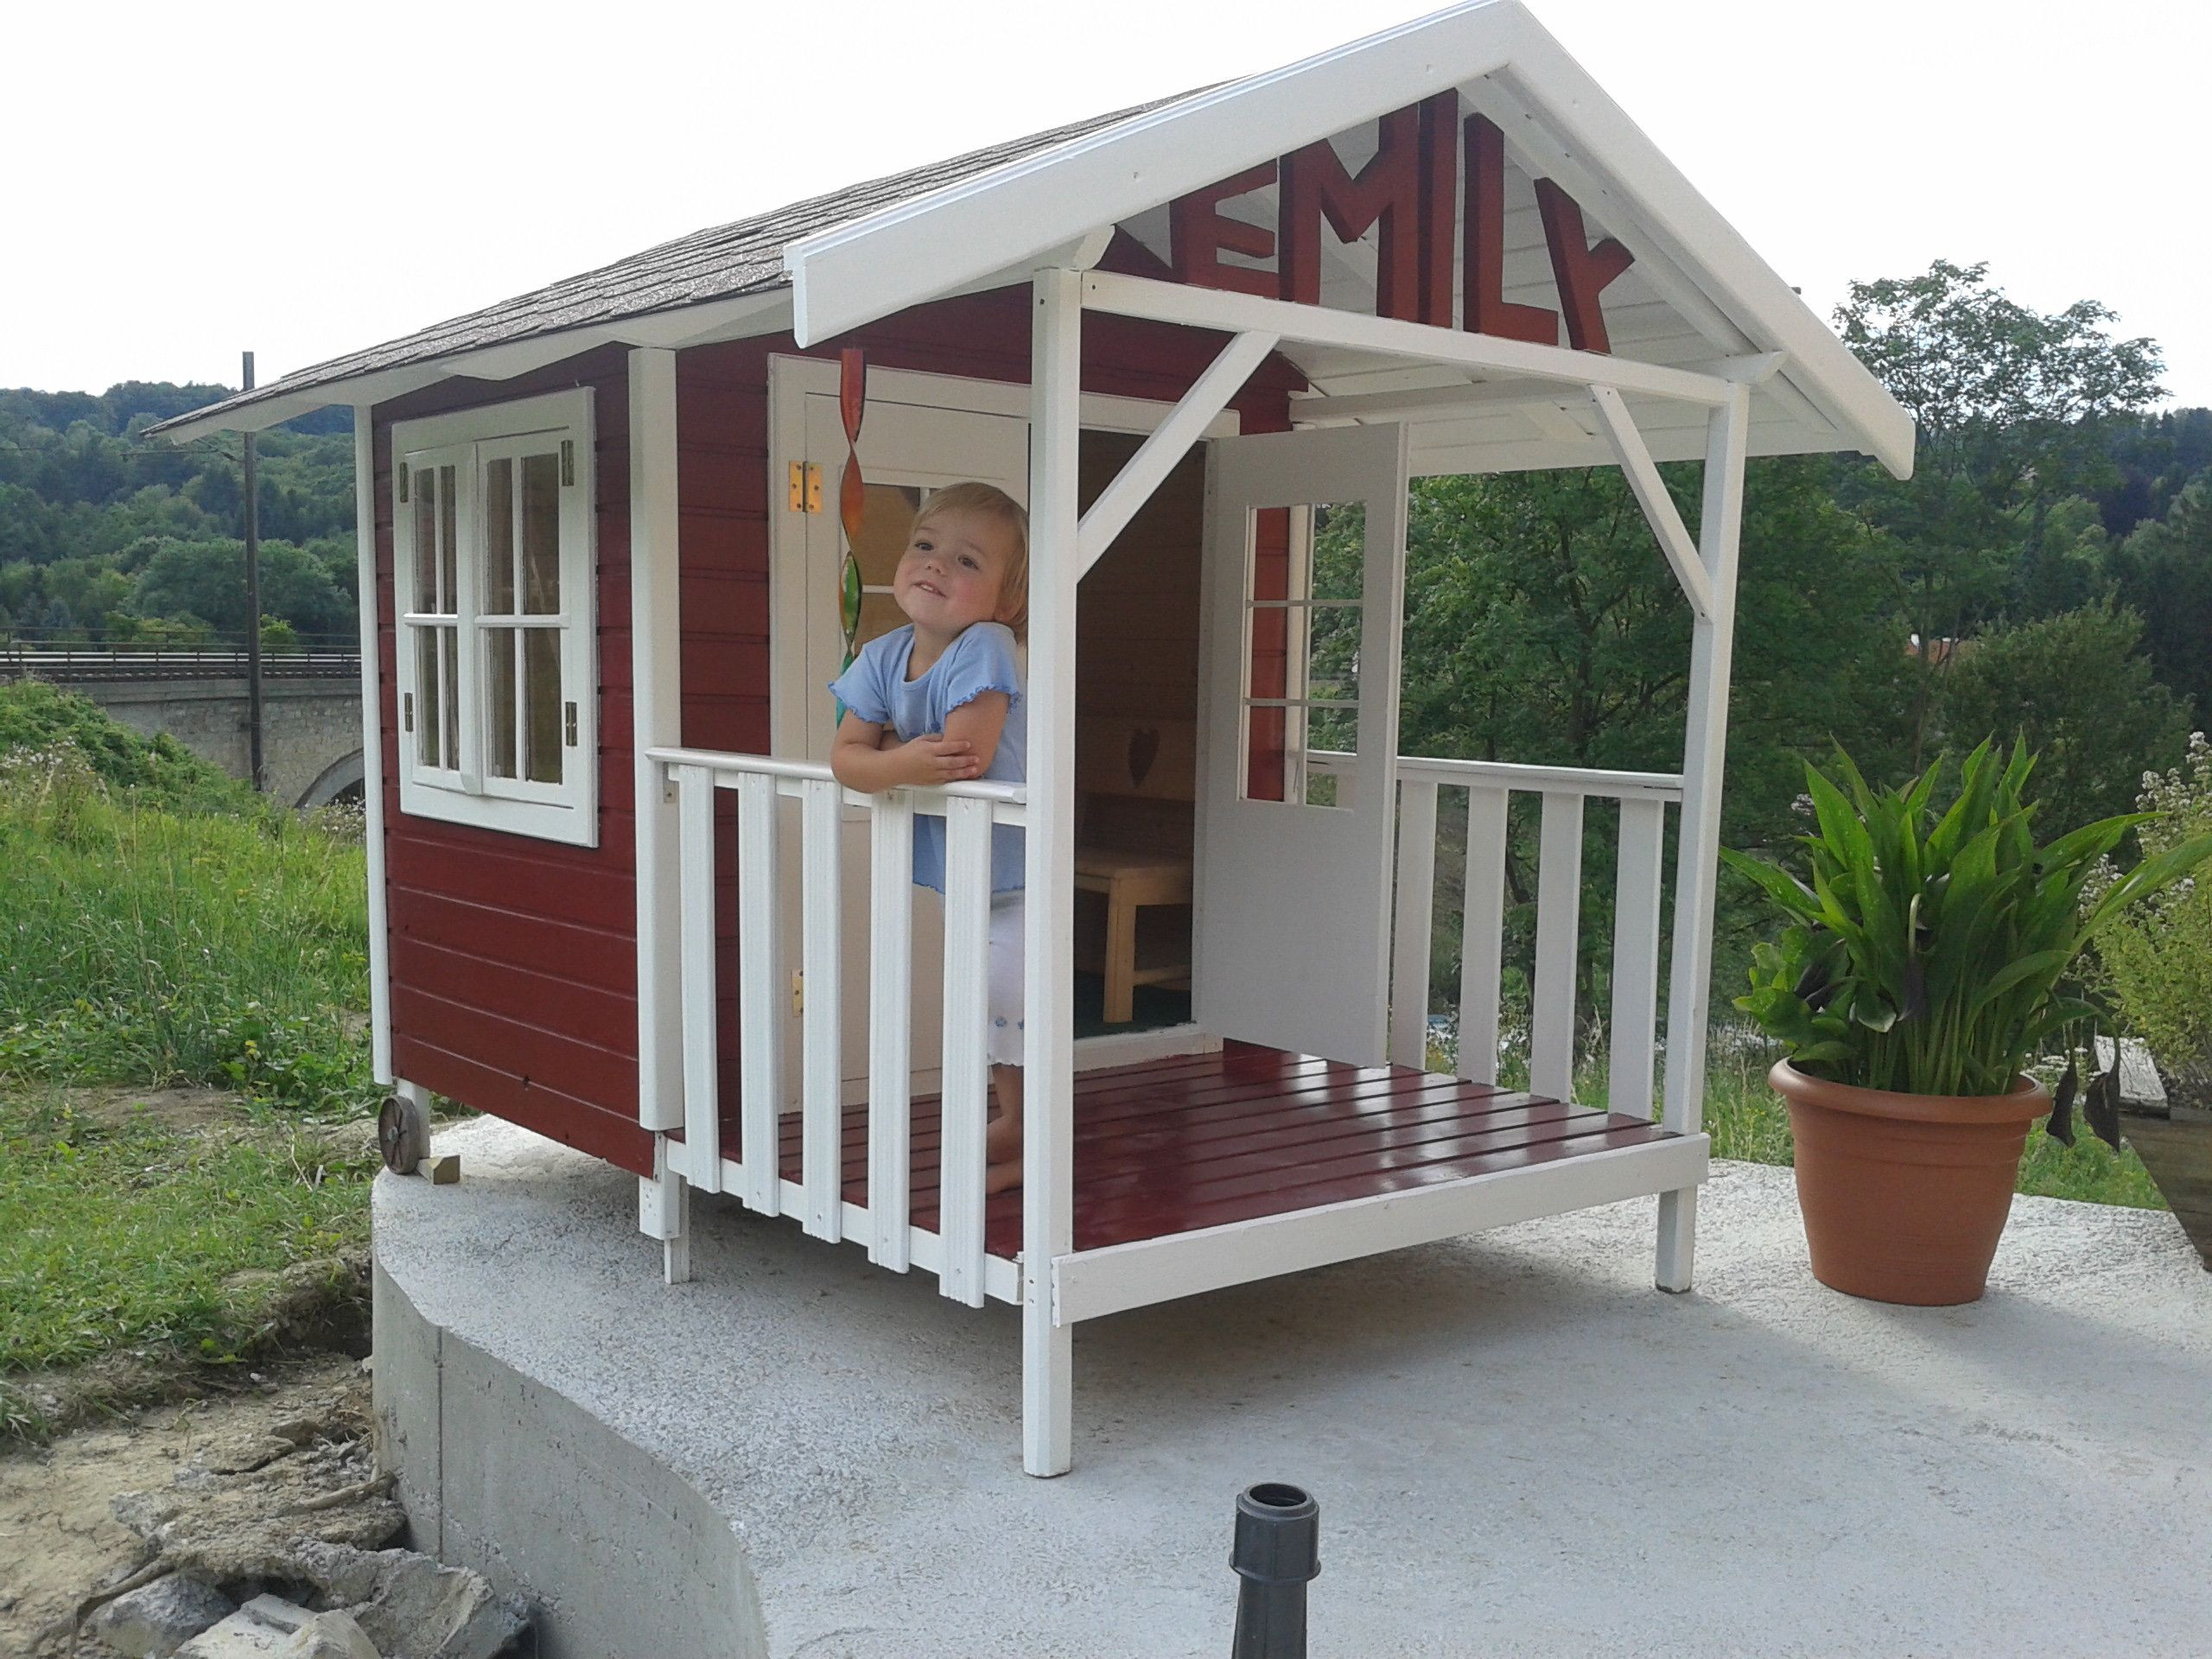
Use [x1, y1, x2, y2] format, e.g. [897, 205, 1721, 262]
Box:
[2094, 733, 2212, 1068]
[0, 680, 248, 816]
[1726, 741, 2212, 1096]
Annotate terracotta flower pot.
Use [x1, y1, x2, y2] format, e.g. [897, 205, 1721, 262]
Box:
[1770, 1061, 2051, 1306]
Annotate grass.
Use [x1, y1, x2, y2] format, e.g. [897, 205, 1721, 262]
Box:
[0, 1084, 377, 1440]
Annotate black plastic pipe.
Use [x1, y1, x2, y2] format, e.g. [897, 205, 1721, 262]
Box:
[1230, 1482, 1319, 1659]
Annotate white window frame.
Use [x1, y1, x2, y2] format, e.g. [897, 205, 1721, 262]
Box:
[391, 388, 598, 846]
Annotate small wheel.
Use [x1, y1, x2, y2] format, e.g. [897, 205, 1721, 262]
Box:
[377, 1094, 430, 1174]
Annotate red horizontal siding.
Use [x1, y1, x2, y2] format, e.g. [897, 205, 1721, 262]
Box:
[372, 347, 642, 1150]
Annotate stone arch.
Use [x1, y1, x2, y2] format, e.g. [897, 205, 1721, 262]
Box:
[296, 748, 365, 810]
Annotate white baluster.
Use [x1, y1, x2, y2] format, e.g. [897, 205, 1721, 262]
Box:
[735, 770, 782, 1216]
[868, 789, 916, 1270]
[800, 778, 844, 1242]
[675, 765, 721, 1192]
[1609, 798, 1668, 1122]
[1530, 791, 1585, 1103]
[937, 795, 993, 1307]
[1458, 785, 1510, 1086]
[1389, 779, 1440, 1070]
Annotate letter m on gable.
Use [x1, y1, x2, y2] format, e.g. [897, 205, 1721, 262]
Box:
[1276, 106, 1421, 319]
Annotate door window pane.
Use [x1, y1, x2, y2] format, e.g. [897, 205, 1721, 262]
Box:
[484, 458, 514, 613]
[1242, 499, 1363, 809]
[413, 472, 439, 611]
[521, 452, 561, 613]
[441, 625, 460, 772]
[438, 467, 458, 613]
[524, 627, 563, 785]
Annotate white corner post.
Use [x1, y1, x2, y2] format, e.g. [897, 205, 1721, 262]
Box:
[1657, 382, 1750, 1293]
[352, 410, 393, 1087]
[628, 346, 691, 1285]
[1023, 266, 1082, 1477]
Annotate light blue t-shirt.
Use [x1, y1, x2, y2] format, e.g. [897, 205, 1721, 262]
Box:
[828, 622, 1026, 893]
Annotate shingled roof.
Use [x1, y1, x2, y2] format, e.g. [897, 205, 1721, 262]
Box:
[149, 92, 1196, 439]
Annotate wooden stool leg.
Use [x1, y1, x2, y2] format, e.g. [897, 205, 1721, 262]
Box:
[1103, 887, 1136, 1024]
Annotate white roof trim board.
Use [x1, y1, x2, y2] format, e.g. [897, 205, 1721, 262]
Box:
[156, 0, 1910, 479]
[784, 0, 1910, 478]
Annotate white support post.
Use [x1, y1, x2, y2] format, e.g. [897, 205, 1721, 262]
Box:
[1658, 384, 1751, 1293]
[351, 415, 391, 1087]
[1023, 266, 1082, 1478]
[1589, 384, 1717, 623]
[735, 771, 783, 1215]
[675, 765, 722, 1192]
[639, 1133, 691, 1286]
[1075, 329, 1277, 578]
[1457, 786, 1510, 1087]
[800, 778, 844, 1243]
[938, 798, 993, 1307]
[1608, 797, 1668, 1122]
[1389, 779, 1440, 1071]
[629, 349, 685, 1141]
[1530, 791, 1586, 1103]
[867, 790, 915, 1271]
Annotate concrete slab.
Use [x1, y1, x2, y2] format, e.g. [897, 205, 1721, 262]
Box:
[374, 1117, 2212, 1659]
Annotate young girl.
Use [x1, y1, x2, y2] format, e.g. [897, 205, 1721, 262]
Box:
[828, 482, 1029, 1194]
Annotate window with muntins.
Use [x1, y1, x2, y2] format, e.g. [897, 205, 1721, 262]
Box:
[391, 389, 597, 845]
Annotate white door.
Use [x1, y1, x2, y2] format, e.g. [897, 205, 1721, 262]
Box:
[789, 390, 1029, 1099]
[1194, 423, 1408, 1066]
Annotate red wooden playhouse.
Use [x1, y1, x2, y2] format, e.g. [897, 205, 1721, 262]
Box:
[156, 0, 1911, 1477]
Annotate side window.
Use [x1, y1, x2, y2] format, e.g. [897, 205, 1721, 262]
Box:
[391, 390, 596, 845]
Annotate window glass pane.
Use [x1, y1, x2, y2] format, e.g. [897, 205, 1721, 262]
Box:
[487, 628, 518, 779]
[521, 452, 561, 614]
[852, 482, 923, 588]
[416, 627, 442, 768]
[484, 458, 514, 614]
[413, 470, 437, 611]
[524, 627, 563, 785]
[438, 467, 457, 613]
[442, 626, 460, 771]
[1243, 506, 1289, 802]
[1308, 501, 1366, 601]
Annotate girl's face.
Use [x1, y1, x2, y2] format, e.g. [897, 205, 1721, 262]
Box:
[893, 506, 1020, 639]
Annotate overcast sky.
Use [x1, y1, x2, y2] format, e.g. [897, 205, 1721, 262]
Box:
[7, 0, 2205, 408]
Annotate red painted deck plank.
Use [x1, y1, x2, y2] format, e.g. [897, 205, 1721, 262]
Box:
[761, 1041, 1681, 1261]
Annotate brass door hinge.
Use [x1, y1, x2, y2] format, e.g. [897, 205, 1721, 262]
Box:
[791, 969, 804, 1015]
[787, 461, 823, 513]
[402, 692, 414, 733]
[563, 700, 578, 747]
[561, 439, 576, 486]
[397, 463, 410, 504]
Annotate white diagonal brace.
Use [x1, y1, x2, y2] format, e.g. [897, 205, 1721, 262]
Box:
[1589, 383, 1716, 622]
[1077, 329, 1277, 579]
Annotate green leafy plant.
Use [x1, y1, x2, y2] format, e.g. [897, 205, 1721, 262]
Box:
[1723, 741, 2212, 1098]
[2092, 733, 2212, 1083]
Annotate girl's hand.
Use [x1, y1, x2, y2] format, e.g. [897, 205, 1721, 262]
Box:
[899, 733, 980, 785]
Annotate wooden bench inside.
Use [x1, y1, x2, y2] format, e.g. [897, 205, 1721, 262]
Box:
[1075, 715, 1195, 1024]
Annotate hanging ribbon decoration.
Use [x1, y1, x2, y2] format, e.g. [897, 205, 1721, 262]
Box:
[836, 347, 868, 677]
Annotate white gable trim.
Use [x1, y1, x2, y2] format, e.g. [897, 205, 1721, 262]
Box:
[783, 0, 1913, 480]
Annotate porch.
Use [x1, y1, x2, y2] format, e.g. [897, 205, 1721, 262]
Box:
[375, 1114, 2212, 1658]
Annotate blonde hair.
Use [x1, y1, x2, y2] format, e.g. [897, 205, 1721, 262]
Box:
[913, 481, 1029, 640]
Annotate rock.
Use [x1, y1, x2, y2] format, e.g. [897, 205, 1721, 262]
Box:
[241, 1596, 314, 1634]
[288, 1541, 526, 1659]
[280, 1611, 381, 1659]
[87, 1572, 237, 1657]
[172, 1607, 291, 1656]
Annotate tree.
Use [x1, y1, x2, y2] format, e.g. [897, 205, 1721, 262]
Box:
[2109, 480, 2212, 720]
[1936, 601, 2193, 833]
[1833, 260, 2168, 763]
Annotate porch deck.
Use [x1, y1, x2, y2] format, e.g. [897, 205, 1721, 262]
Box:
[772, 1040, 1682, 1262]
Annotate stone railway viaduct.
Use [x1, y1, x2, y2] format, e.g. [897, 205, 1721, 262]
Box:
[2, 649, 365, 808]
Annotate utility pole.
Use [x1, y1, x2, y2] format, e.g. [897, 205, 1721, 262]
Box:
[242, 350, 265, 792]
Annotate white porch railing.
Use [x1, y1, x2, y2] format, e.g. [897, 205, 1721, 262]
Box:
[645, 745, 1026, 1308]
[1319, 753, 1683, 1116]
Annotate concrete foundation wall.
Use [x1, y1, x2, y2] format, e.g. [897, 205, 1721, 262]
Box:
[372, 1262, 766, 1659]
[76, 676, 361, 807]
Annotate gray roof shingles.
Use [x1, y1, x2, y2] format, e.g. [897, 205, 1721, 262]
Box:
[151, 92, 1195, 436]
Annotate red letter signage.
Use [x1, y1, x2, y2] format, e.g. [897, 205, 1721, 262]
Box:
[1276, 105, 1421, 318]
[1168, 162, 1279, 297]
[1463, 113, 1559, 346]
[1533, 180, 1634, 353]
